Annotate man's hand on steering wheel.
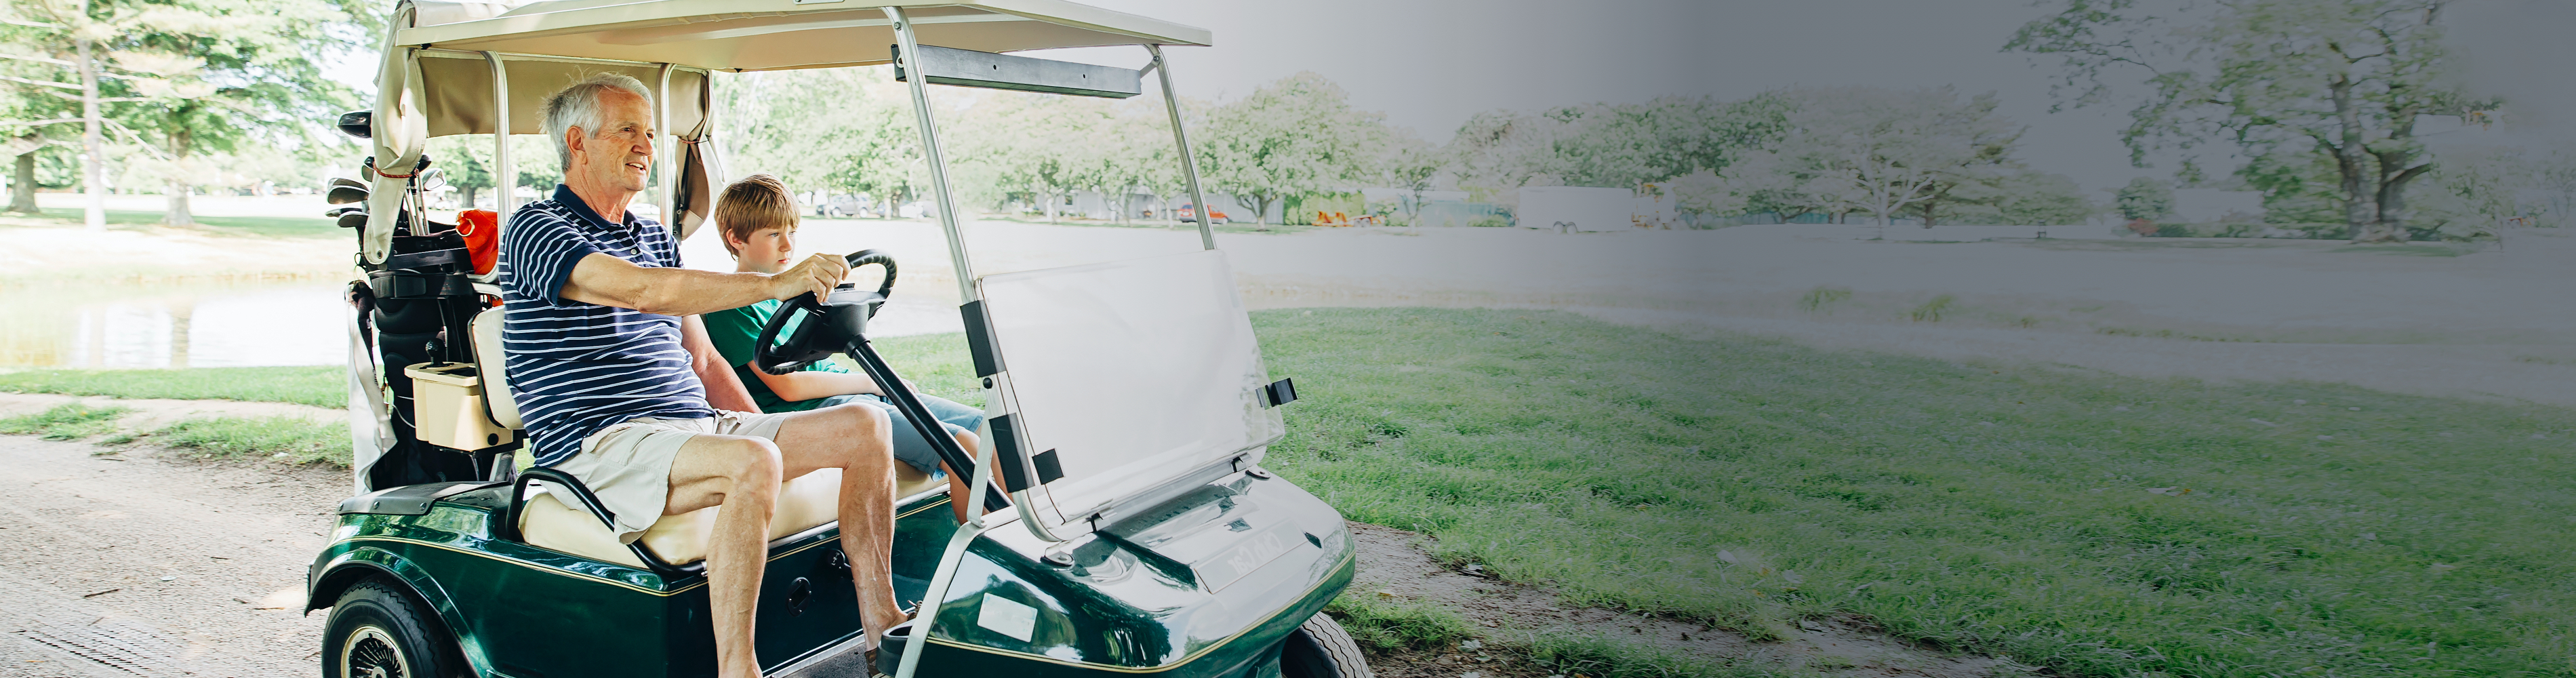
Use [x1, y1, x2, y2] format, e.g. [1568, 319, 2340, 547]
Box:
[769, 253, 849, 301]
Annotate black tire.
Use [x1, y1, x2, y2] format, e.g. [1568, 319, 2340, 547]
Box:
[1280, 613, 1373, 678]
[322, 578, 462, 678]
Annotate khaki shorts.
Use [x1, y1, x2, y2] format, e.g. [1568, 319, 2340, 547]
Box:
[550, 410, 797, 544]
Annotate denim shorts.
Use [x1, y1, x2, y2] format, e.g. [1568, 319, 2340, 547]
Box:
[810, 393, 986, 477]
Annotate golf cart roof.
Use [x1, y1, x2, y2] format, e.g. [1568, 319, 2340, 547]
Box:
[399, 0, 1210, 73]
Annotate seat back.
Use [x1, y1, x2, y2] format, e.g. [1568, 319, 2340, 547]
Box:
[469, 307, 524, 428]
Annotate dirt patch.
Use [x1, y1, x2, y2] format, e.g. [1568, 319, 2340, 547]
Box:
[0, 435, 344, 677]
[1347, 523, 2035, 678]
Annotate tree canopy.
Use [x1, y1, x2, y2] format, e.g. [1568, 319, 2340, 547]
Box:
[2009, 0, 2497, 241]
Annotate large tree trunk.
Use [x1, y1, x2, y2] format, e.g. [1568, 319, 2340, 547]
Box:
[78, 36, 104, 231]
[460, 184, 478, 211]
[164, 186, 194, 227]
[2362, 163, 2433, 243]
[9, 151, 37, 214]
[164, 129, 195, 227]
[2325, 76, 2389, 242]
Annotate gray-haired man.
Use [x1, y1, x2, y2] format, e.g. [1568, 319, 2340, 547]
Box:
[495, 73, 910, 677]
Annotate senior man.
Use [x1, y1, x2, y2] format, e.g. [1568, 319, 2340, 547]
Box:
[497, 73, 908, 677]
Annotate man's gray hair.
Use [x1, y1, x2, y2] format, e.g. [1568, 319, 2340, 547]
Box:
[542, 73, 656, 168]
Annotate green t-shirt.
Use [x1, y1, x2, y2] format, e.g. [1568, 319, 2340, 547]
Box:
[702, 298, 850, 413]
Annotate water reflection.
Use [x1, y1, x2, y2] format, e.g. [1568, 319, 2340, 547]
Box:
[1, 281, 346, 368]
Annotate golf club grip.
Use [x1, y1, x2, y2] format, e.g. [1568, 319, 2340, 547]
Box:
[845, 336, 1011, 515]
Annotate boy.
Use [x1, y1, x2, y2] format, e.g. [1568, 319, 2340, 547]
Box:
[700, 174, 992, 522]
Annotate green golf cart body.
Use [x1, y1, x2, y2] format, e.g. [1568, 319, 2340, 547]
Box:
[304, 2, 1365, 677]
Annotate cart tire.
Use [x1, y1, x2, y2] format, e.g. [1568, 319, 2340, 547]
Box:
[323, 578, 462, 678]
[1280, 613, 1373, 678]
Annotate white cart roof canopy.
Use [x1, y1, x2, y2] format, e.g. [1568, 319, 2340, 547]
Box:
[400, 0, 1211, 73]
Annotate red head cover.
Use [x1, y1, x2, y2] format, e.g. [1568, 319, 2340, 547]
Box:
[458, 210, 500, 275]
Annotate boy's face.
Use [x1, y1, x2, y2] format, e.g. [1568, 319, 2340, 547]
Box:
[729, 225, 796, 274]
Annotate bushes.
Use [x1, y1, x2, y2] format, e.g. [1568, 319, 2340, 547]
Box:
[2133, 222, 2348, 239]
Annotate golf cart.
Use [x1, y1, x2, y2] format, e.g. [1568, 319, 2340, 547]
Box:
[305, 2, 1365, 677]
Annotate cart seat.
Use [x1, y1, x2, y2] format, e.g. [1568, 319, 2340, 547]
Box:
[519, 464, 946, 569]
[467, 307, 523, 428]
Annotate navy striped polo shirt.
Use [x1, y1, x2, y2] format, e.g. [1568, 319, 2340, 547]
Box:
[497, 184, 713, 467]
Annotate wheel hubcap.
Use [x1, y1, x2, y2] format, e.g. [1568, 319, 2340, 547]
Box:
[340, 625, 410, 678]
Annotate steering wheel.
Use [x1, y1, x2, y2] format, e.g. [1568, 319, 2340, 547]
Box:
[753, 250, 897, 376]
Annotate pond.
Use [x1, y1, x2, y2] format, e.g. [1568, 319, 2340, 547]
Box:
[0, 281, 349, 369]
[0, 279, 962, 370]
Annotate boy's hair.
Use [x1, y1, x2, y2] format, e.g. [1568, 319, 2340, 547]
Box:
[715, 174, 799, 258]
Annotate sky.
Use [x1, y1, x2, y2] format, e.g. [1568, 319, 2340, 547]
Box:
[329, 0, 2569, 197]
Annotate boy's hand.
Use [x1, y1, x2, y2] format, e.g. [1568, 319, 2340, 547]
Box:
[770, 253, 848, 302]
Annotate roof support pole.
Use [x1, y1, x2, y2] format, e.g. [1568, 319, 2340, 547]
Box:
[483, 52, 513, 218]
[1148, 44, 1215, 251]
[885, 5, 984, 304]
[887, 9, 991, 678]
[653, 63, 677, 232]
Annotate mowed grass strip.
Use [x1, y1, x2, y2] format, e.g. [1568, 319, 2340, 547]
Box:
[1253, 308, 2575, 677]
[0, 365, 346, 407]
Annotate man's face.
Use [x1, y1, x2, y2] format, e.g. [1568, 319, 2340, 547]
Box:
[568, 89, 656, 197]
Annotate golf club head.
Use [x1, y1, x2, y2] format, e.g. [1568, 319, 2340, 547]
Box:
[336, 111, 370, 140]
[327, 184, 369, 205]
[420, 167, 447, 191]
[337, 211, 369, 229]
[325, 205, 363, 218]
[329, 177, 367, 191]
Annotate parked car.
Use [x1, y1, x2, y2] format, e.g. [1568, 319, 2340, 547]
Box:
[816, 193, 868, 218]
[1178, 203, 1231, 224]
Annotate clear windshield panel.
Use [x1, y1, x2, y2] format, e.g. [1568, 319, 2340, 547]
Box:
[975, 250, 1284, 530]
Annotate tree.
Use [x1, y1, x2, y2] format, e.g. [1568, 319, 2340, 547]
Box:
[2010, 0, 2499, 242]
[1446, 94, 1790, 210]
[1768, 87, 2025, 226]
[1377, 133, 1440, 226]
[1196, 72, 1386, 226]
[2114, 176, 2173, 220]
[1993, 172, 2097, 225]
[5, 0, 367, 227]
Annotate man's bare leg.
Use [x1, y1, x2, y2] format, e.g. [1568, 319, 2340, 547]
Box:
[770, 403, 907, 643]
[666, 435, 787, 678]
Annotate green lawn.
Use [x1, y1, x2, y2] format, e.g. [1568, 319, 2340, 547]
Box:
[1254, 308, 2574, 677]
[0, 365, 347, 407]
[7, 206, 342, 239]
[6, 311, 2571, 676]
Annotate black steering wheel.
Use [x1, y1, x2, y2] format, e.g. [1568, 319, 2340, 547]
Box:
[754, 250, 896, 376]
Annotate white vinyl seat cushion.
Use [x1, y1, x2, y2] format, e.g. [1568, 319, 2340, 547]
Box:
[519, 465, 946, 569]
[468, 307, 523, 429]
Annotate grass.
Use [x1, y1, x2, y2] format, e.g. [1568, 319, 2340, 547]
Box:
[18, 310, 2576, 675]
[0, 365, 346, 407]
[1795, 287, 1850, 313]
[155, 416, 349, 465]
[2325, 243, 2474, 257]
[0, 402, 344, 464]
[5, 206, 342, 239]
[1323, 593, 1479, 654]
[0, 403, 132, 440]
[1249, 308, 2576, 677]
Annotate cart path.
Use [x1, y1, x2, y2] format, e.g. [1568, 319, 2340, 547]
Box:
[0, 436, 340, 677]
[1348, 523, 2037, 678]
